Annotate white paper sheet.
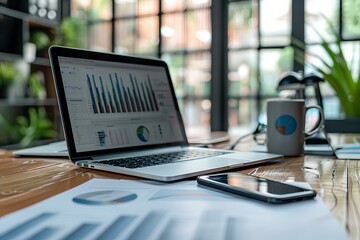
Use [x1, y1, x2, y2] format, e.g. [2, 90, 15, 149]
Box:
[335, 143, 360, 160]
[0, 179, 349, 240]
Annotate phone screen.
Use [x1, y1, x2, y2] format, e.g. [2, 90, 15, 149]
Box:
[207, 173, 311, 195]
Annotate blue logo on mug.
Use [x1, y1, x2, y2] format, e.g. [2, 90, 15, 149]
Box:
[275, 115, 297, 135]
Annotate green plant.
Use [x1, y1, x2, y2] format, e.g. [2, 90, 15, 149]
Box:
[0, 107, 56, 147]
[0, 61, 18, 87]
[30, 31, 51, 51]
[58, 17, 87, 48]
[28, 72, 46, 99]
[294, 18, 360, 117]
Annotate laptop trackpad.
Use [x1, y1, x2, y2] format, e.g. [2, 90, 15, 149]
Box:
[138, 157, 245, 177]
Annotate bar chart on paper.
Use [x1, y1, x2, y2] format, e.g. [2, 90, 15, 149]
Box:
[87, 73, 159, 114]
[0, 179, 349, 240]
[0, 209, 249, 240]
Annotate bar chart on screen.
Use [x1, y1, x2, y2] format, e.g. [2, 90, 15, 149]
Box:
[87, 72, 159, 114]
[96, 128, 130, 146]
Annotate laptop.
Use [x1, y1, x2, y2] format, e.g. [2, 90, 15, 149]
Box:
[47, 45, 282, 181]
[13, 140, 68, 157]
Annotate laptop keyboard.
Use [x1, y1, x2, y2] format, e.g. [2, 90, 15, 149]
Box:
[93, 149, 229, 169]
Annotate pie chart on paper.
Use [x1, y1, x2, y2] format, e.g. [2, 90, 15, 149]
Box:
[73, 190, 137, 205]
[275, 115, 297, 135]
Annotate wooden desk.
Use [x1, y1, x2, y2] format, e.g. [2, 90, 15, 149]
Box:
[0, 136, 359, 239]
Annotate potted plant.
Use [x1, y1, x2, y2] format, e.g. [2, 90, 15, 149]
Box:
[0, 107, 56, 147]
[294, 18, 360, 132]
[30, 30, 51, 57]
[57, 17, 87, 48]
[0, 61, 19, 98]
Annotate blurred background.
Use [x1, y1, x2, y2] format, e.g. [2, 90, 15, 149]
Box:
[0, 0, 359, 148]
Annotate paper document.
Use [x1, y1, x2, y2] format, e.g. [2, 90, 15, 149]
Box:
[335, 143, 360, 160]
[0, 179, 348, 240]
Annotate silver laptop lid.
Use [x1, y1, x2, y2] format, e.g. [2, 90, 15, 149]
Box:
[49, 46, 188, 161]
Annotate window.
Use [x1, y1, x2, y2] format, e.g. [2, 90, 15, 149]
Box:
[227, 0, 293, 131]
[71, 0, 212, 133]
[70, 0, 360, 133]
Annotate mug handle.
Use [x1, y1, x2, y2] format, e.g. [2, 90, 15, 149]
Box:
[305, 105, 325, 138]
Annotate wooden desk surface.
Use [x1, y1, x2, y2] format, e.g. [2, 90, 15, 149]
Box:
[0, 135, 359, 239]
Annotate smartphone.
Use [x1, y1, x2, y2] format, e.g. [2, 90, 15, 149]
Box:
[197, 172, 317, 204]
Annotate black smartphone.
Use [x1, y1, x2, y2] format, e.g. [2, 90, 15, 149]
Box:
[197, 172, 317, 204]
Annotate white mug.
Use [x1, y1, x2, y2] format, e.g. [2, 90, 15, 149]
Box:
[266, 99, 324, 156]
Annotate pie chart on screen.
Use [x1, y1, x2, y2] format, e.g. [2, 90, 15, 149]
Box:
[137, 126, 150, 142]
[275, 115, 297, 135]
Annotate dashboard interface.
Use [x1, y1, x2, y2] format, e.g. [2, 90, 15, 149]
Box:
[58, 56, 186, 153]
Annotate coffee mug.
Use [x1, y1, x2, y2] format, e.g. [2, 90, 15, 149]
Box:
[266, 99, 324, 156]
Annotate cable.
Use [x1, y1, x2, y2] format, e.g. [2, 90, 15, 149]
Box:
[229, 123, 266, 150]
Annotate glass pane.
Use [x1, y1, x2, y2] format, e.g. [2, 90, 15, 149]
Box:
[161, 54, 185, 98]
[71, 0, 112, 20]
[185, 52, 211, 98]
[343, 0, 360, 38]
[162, 0, 185, 12]
[260, 49, 292, 96]
[161, 13, 185, 51]
[228, 1, 258, 48]
[305, 0, 339, 43]
[88, 22, 112, 52]
[187, 9, 211, 50]
[182, 99, 211, 132]
[115, 0, 159, 17]
[228, 50, 258, 97]
[135, 17, 159, 55]
[323, 96, 341, 118]
[260, 0, 291, 46]
[187, 0, 211, 9]
[115, 17, 159, 55]
[228, 99, 258, 129]
[115, 19, 136, 53]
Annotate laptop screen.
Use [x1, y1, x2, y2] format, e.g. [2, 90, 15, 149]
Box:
[57, 55, 186, 153]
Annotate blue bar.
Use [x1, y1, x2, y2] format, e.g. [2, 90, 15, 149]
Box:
[127, 87, 137, 112]
[148, 75, 159, 111]
[87, 75, 98, 113]
[109, 74, 121, 112]
[141, 82, 150, 111]
[100, 77, 110, 113]
[130, 74, 141, 112]
[63, 223, 99, 240]
[115, 73, 126, 112]
[96, 216, 136, 240]
[0, 212, 55, 239]
[93, 75, 104, 113]
[26, 227, 58, 240]
[135, 78, 146, 112]
[127, 211, 165, 240]
[225, 217, 238, 240]
[158, 218, 195, 240]
[107, 86, 115, 113]
[121, 78, 132, 112]
[145, 82, 155, 111]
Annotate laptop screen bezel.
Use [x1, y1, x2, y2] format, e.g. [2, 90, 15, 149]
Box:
[49, 46, 189, 160]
